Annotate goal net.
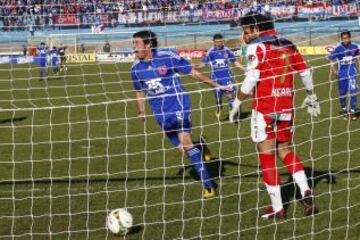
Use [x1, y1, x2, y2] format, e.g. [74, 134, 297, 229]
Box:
[1, 6, 360, 240]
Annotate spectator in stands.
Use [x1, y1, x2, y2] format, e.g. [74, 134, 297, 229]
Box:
[80, 43, 86, 53]
[0, 0, 358, 30]
[22, 44, 27, 56]
[103, 41, 111, 53]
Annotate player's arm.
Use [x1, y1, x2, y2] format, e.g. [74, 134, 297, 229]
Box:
[356, 47, 360, 71]
[229, 44, 263, 122]
[291, 51, 321, 117]
[135, 91, 146, 122]
[131, 67, 146, 122]
[194, 52, 209, 69]
[172, 52, 230, 91]
[233, 60, 246, 72]
[328, 47, 338, 77]
[190, 69, 230, 91]
[228, 49, 245, 72]
[194, 62, 206, 69]
[330, 61, 338, 77]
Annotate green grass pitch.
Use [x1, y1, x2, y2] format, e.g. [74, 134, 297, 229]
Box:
[0, 56, 359, 239]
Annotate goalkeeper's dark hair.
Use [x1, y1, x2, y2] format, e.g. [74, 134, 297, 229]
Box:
[240, 12, 274, 32]
[213, 33, 223, 40]
[133, 30, 158, 49]
[340, 30, 351, 38]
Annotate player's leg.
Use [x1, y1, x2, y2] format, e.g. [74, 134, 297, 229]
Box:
[60, 58, 65, 72]
[167, 130, 212, 165]
[178, 132, 215, 198]
[251, 111, 285, 219]
[338, 77, 348, 118]
[43, 64, 48, 80]
[214, 89, 222, 118]
[224, 79, 235, 111]
[39, 66, 44, 79]
[277, 141, 318, 216]
[62, 58, 68, 73]
[52, 65, 57, 74]
[162, 109, 214, 198]
[349, 76, 358, 120]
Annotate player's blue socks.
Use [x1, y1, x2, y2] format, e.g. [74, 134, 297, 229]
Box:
[350, 93, 357, 112]
[339, 95, 346, 110]
[339, 92, 357, 112]
[187, 147, 213, 189]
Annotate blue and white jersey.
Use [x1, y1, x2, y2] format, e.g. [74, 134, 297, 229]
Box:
[203, 46, 236, 82]
[37, 47, 49, 66]
[329, 43, 359, 77]
[131, 49, 192, 115]
[50, 49, 59, 66]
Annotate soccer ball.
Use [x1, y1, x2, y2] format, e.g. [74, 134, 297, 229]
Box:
[106, 208, 133, 235]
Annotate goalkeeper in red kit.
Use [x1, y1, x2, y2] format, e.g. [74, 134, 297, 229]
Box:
[230, 13, 320, 219]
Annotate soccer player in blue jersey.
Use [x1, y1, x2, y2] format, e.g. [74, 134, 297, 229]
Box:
[50, 46, 59, 75]
[196, 34, 245, 118]
[37, 42, 49, 81]
[131, 30, 231, 198]
[329, 30, 360, 120]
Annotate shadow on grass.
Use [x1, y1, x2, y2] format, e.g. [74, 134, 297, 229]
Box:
[280, 167, 336, 212]
[127, 225, 143, 236]
[220, 111, 251, 122]
[0, 116, 27, 124]
[1, 162, 354, 192]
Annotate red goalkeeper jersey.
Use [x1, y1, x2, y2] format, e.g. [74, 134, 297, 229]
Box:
[246, 30, 308, 115]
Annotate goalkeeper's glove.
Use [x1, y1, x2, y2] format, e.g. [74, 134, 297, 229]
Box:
[229, 98, 242, 123]
[301, 93, 320, 117]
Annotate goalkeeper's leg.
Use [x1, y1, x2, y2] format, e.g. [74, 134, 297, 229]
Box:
[278, 141, 318, 216]
[252, 111, 285, 219]
[257, 139, 286, 219]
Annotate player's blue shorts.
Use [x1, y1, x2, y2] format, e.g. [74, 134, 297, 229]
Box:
[155, 109, 192, 147]
[38, 61, 47, 68]
[338, 74, 358, 96]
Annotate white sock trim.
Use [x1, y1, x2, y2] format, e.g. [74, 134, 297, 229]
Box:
[265, 184, 283, 212]
[292, 170, 310, 197]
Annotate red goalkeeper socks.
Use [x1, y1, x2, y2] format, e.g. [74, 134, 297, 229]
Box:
[259, 154, 283, 212]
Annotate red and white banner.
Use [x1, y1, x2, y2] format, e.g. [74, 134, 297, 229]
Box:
[205, 9, 234, 19]
[54, 14, 79, 25]
[297, 3, 358, 17]
[177, 49, 206, 60]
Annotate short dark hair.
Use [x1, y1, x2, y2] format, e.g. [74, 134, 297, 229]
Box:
[133, 30, 158, 48]
[240, 12, 274, 32]
[340, 30, 351, 38]
[213, 33, 223, 40]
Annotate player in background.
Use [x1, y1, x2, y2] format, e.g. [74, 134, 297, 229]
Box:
[229, 13, 320, 219]
[50, 46, 59, 75]
[196, 34, 245, 119]
[37, 42, 49, 81]
[131, 30, 231, 198]
[58, 45, 68, 73]
[329, 30, 360, 120]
